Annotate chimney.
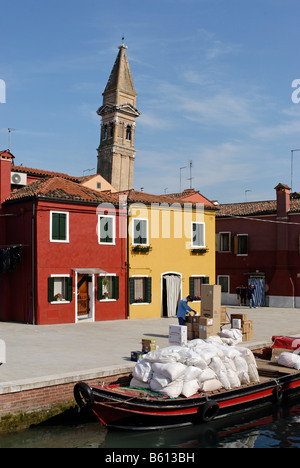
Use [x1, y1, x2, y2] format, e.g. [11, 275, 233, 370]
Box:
[0, 150, 14, 204]
[275, 183, 290, 218]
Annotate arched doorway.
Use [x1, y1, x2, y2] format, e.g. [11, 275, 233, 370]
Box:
[162, 273, 182, 317]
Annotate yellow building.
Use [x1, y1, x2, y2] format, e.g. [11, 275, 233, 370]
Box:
[123, 190, 218, 319]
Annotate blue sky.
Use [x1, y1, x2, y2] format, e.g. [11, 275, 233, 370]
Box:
[1, 0, 300, 203]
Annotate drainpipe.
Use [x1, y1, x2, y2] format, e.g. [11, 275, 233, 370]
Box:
[290, 276, 295, 309]
[31, 199, 36, 324]
[126, 201, 130, 319]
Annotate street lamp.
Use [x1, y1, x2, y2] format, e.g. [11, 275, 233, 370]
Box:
[291, 149, 300, 192]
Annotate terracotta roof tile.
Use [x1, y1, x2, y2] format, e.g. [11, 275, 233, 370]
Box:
[217, 198, 300, 217]
[115, 189, 219, 210]
[6, 177, 117, 204]
[13, 165, 79, 182]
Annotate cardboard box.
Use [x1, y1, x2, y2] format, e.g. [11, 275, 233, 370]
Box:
[131, 351, 144, 362]
[221, 306, 227, 323]
[198, 317, 219, 339]
[231, 313, 247, 326]
[242, 320, 253, 341]
[201, 284, 221, 321]
[169, 325, 187, 346]
[142, 338, 156, 352]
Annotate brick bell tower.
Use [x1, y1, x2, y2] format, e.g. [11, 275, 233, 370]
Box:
[97, 41, 140, 191]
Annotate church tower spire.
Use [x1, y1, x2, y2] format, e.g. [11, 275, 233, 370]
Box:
[97, 41, 140, 191]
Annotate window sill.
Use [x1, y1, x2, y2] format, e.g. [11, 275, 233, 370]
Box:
[50, 239, 69, 243]
[132, 302, 150, 305]
[99, 298, 117, 302]
[50, 300, 70, 304]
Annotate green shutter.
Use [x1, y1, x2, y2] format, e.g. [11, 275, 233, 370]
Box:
[189, 277, 194, 297]
[145, 277, 152, 303]
[66, 277, 73, 302]
[52, 214, 59, 240]
[48, 277, 54, 302]
[59, 214, 66, 240]
[52, 213, 66, 240]
[203, 276, 209, 284]
[129, 278, 135, 303]
[97, 276, 103, 300]
[113, 276, 119, 300]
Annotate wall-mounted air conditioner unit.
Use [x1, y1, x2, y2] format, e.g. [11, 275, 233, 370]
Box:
[11, 172, 27, 186]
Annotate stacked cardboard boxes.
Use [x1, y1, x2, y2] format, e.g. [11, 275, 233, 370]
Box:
[142, 338, 156, 353]
[231, 313, 254, 341]
[199, 284, 222, 339]
[186, 315, 200, 340]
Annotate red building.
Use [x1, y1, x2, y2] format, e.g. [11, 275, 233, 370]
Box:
[0, 150, 126, 324]
[216, 183, 300, 308]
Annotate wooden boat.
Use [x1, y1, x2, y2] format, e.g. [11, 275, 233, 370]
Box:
[74, 351, 300, 431]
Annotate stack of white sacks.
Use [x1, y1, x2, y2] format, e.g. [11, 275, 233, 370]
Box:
[130, 330, 260, 398]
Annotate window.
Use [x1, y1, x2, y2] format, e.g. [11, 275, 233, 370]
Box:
[130, 277, 152, 304]
[50, 211, 69, 242]
[191, 222, 205, 248]
[189, 276, 209, 300]
[234, 234, 248, 255]
[218, 275, 229, 293]
[48, 276, 73, 303]
[102, 124, 108, 140]
[133, 219, 148, 245]
[126, 125, 132, 140]
[220, 232, 231, 252]
[98, 215, 115, 244]
[97, 275, 119, 300]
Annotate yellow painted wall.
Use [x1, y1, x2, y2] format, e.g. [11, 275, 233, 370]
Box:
[128, 202, 216, 319]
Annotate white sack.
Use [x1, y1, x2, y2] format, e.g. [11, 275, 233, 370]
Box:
[159, 380, 183, 398]
[248, 363, 260, 383]
[152, 362, 186, 381]
[238, 347, 257, 367]
[151, 372, 171, 388]
[132, 359, 153, 383]
[210, 356, 226, 373]
[226, 368, 241, 388]
[199, 379, 223, 392]
[130, 377, 150, 389]
[216, 370, 231, 390]
[277, 352, 300, 370]
[186, 352, 208, 370]
[198, 368, 216, 383]
[182, 379, 200, 398]
[184, 366, 202, 382]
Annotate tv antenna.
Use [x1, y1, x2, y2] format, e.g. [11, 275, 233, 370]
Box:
[8, 128, 16, 151]
[188, 160, 194, 189]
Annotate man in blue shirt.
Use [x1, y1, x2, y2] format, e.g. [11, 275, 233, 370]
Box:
[177, 296, 197, 325]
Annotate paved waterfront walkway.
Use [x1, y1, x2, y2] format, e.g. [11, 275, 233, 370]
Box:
[0, 306, 300, 390]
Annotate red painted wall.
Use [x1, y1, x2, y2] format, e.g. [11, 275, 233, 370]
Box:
[216, 212, 300, 299]
[0, 198, 127, 325]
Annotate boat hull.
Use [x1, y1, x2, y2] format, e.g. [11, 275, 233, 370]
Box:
[74, 369, 300, 430]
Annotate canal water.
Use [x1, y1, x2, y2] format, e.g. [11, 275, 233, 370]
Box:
[0, 402, 299, 449]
